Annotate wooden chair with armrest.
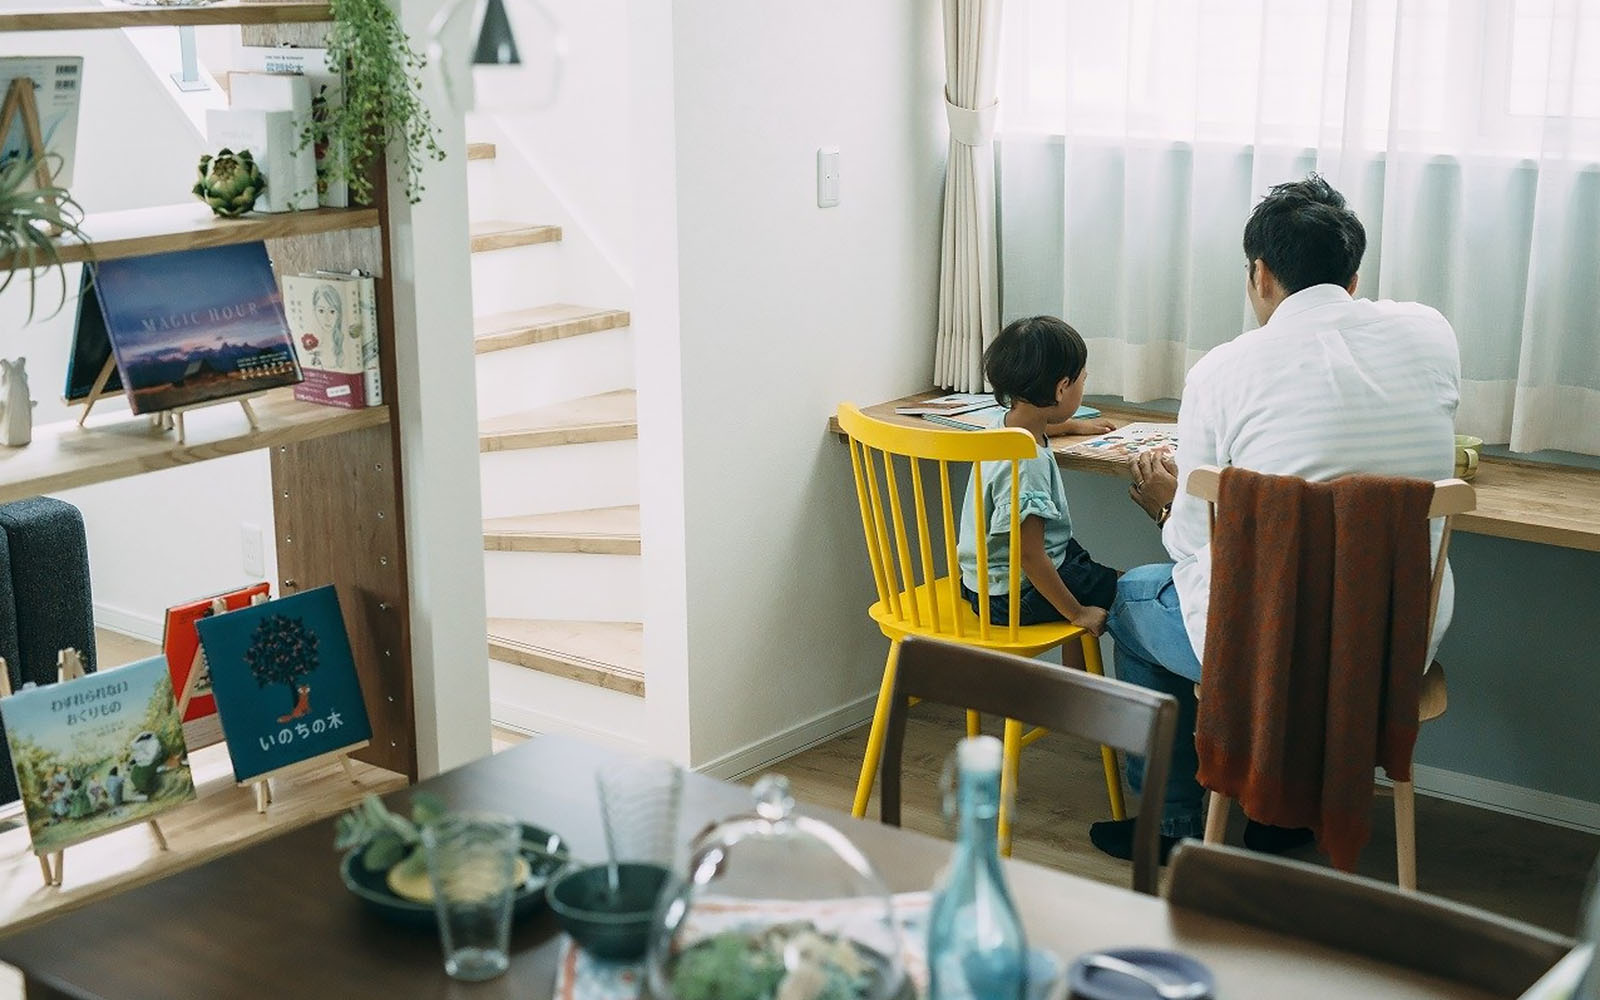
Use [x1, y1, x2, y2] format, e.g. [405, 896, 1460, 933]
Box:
[1166, 842, 1576, 998]
[1187, 464, 1472, 890]
[882, 636, 1179, 894]
[836, 403, 1126, 856]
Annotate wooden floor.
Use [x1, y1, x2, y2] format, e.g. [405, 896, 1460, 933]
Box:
[0, 631, 407, 937]
[773, 703, 1600, 936]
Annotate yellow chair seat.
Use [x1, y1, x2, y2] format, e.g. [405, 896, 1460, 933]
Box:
[868, 576, 1087, 657]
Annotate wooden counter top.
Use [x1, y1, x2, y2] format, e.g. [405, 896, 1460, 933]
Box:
[831, 392, 1600, 553]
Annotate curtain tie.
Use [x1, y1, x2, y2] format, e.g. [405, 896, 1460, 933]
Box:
[944, 91, 998, 146]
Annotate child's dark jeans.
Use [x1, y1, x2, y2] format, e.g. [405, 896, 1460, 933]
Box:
[961, 537, 1118, 626]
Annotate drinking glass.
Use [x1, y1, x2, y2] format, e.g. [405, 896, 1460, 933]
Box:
[595, 757, 683, 870]
[422, 812, 521, 981]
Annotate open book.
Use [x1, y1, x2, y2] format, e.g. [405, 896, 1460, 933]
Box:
[1058, 421, 1178, 462]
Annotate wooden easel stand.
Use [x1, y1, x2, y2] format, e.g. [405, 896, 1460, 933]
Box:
[75, 354, 263, 444]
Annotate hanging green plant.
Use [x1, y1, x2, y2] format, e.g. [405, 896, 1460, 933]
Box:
[0, 155, 90, 323]
[314, 0, 447, 206]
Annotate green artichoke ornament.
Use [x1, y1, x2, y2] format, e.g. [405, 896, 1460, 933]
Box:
[193, 148, 264, 218]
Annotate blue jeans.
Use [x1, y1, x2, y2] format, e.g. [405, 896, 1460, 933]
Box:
[1106, 563, 1206, 838]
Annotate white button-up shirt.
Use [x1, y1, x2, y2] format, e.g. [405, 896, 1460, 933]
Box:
[1165, 284, 1461, 665]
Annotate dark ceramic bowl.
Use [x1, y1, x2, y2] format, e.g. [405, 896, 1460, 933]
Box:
[545, 862, 671, 961]
[340, 822, 568, 928]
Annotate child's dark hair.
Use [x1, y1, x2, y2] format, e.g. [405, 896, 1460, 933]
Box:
[984, 316, 1088, 408]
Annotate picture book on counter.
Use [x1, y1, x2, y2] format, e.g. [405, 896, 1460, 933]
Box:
[284, 271, 381, 409]
[67, 242, 302, 415]
[0, 656, 196, 855]
[195, 585, 372, 783]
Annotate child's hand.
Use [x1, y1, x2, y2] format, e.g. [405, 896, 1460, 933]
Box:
[1056, 417, 1118, 436]
[1074, 606, 1109, 637]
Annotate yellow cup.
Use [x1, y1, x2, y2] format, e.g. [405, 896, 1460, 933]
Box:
[1454, 434, 1482, 481]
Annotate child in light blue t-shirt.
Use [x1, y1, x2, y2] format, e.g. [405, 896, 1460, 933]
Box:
[956, 316, 1119, 635]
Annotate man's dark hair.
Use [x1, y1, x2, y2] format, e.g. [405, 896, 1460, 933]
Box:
[984, 316, 1088, 408]
[1242, 174, 1366, 294]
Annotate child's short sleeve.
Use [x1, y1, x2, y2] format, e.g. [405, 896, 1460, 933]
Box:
[987, 456, 1062, 537]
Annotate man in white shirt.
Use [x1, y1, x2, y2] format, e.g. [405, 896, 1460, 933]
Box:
[1089, 176, 1461, 864]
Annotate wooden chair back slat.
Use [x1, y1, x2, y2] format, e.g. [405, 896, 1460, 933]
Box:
[937, 460, 965, 640]
[908, 458, 942, 626]
[882, 452, 922, 629]
[881, 637, 1178, 895]
[1167, 843, 1574, 997]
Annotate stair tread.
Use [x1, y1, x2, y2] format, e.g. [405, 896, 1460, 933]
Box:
[470, 219, 562, 253]
[479, 390, 637, 452]
[467, 141, 496, 161]
[484, 507, 640, 554]
[474, 304, 631, 355]
[488, 619, 644, 695]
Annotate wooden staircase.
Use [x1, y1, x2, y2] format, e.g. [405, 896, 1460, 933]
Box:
[469, 137, 644, 724]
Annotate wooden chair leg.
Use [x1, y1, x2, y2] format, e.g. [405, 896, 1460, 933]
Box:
[998, 717, 1023, 857]
[1204, 791, 1231, 844]
[852, 639, 902, 818]
[1079, 636, 1127, 821]
[966, 710, 981, 739]
[1394, 780, 1418, 891]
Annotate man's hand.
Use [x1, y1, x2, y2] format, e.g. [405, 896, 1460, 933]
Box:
[1073, 606, 1109, 637]
[1050, 417, 1118, 437]
[1128, 449, 1179, 521]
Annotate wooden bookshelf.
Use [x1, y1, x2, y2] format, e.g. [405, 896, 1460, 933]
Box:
[0, 3, 331, 32]
[0, 204, 380, 271]
[0, 391, 388, 505]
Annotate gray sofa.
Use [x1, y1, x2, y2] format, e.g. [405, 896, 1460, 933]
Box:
[0, 498, 96, 804]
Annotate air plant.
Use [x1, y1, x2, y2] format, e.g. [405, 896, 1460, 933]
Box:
[0, 154, 89, 324]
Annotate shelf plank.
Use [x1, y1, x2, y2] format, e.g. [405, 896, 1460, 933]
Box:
[0, 390, 388, 504]
[0, 2, 331, 32]
[3, 205, 381, 270]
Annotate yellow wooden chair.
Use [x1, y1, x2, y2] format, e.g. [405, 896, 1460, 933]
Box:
[837, 403, 1126, 854]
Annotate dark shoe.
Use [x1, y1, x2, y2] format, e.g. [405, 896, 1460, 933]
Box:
[1242, 820, 1315, 854]
[1089, 818, 1181, 865]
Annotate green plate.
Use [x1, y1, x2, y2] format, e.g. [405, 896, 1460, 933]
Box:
[340, 822, 569, 928]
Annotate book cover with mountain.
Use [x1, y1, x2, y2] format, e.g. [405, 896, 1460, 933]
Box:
[89, 242, 302, 415]
[0, 656, 196, 855]
[195, 585, 371, 782]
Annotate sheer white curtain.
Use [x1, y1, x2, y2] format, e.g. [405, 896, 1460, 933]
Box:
[998, 0, 1600, 455]
[935, 0, 1004, 392]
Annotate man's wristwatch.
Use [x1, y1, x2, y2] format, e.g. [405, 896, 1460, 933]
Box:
[1156, 503, 1173, 527]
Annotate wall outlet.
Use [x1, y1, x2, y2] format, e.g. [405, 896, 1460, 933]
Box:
[817, 146, 840, 207]
[241, 522, 265, 578]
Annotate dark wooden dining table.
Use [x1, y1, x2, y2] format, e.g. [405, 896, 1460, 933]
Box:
[0, 734, 1518, 999]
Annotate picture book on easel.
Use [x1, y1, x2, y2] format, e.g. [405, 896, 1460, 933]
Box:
[195, 585, 371, 782]
[162, 582, 272, 723]
[0, 57, 83, 187]
[81, 242, 302, 415]
[0, 656, 196, 855]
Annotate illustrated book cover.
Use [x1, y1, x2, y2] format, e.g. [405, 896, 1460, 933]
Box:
[195, 585, 372, 782]
[88, 242, 302, 415]
[0, 656, 196, 855]
[162, 582, 273, 724]
[0, 57, 83, 188]
[235, 47, 347, 208]
[284, 271, 380, 408]
[64, 263, 120, 404]
[1056, 421, 1178, 461]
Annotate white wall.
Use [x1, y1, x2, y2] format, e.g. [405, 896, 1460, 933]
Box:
[661, 1, 947, 769]
[0, 26, 274, 648]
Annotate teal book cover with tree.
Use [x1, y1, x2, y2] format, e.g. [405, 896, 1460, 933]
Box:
[195, 585, 372, 782]
[0, 656, 196, 855]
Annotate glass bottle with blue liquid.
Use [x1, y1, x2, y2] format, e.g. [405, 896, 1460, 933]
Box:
[927, 735, 1028, 1000]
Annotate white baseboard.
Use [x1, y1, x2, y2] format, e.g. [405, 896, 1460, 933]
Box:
[94, 603, 162, 644]
[696, 693, 877, 782]
[1400, 764, 1600, 835]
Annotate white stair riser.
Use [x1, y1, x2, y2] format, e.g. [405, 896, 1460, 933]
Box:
[466, 158, 497, 207]
[478, 440, 640, 519]
[482, 550, 642, 621]
[471, 247, 569, 316]
[488, 659, 647, 751]
[474, 328, 636, 419]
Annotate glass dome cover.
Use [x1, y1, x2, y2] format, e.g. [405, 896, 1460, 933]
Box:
[647, 775, 906, 1000]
